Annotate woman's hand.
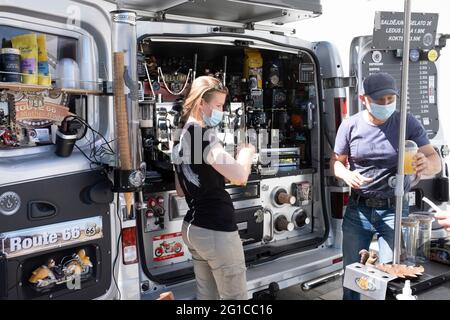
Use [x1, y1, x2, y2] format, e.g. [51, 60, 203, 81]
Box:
[209, 142, 255, 186]
[246, 143, 256, 154]
[237, 143, 256, 166]
[237, 143, 256, 156]
[434, 211, 450, 231]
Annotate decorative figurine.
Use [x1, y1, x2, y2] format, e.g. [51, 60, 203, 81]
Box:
[28, 249, 93, 290]
[29, 259, 56, 284]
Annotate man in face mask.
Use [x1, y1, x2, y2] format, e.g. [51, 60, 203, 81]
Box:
[330, 72, 442, 300]
[362, 72, 402, 124]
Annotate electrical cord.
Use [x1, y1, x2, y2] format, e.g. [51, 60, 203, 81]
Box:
[112, 192, 123, 300]
[62, 115, 115, 170]
[72, 116, 115, 155]
[158, 67, 192, 96]
[143, 58, 156, 100]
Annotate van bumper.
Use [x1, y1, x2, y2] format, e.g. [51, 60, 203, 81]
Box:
[141, 247, 343, 300]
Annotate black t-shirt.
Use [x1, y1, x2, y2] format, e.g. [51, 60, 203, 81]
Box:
[173, 122, 236, 232]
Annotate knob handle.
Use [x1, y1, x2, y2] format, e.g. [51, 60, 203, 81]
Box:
[275, 215, 294, 232]
[295, 211, 310, 227]
[276, 191, 296, 205]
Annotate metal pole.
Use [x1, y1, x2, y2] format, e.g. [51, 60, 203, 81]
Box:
[223, 55, 228, 86]
[393, 0, 412, 264]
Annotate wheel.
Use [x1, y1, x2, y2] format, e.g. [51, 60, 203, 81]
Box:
[155, 248, 163, 257]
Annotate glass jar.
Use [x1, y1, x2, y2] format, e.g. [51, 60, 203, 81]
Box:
[401, 217, 419, 264]
[409, 213, 433, 263]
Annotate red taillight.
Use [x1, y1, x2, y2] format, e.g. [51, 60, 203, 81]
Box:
[341, 99, 348, 117]
[332, 257, 343, 264]
[122, 227, 138, 265]
[334, 97, 348, 130]
[330, 192, 349, 219]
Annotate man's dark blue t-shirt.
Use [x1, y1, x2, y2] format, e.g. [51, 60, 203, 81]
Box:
[334, 111, 430, 199]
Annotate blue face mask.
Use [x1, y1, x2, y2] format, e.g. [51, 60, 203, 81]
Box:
[368, 101, 396, 121]
[202, 108, 224, 127]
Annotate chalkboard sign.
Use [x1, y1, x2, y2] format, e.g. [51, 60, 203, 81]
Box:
[373, 11, 439, 50]
[361, 50, 438, 139]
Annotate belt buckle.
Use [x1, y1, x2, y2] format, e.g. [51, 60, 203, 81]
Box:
[366, 198, 384, 208]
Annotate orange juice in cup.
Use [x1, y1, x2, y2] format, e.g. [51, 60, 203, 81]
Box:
[404, 140, 418, 175]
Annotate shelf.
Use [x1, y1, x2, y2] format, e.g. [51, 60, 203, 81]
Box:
[53, 87, 103, 96]
[0, 82, 51, 93]
[0, 82, 103, 96]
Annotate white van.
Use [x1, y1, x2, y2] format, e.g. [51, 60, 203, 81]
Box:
[0, 0, 447, 300]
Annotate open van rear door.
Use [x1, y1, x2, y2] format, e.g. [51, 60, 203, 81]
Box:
[105, 0, 321, 31]
[0, 0, 117, 300]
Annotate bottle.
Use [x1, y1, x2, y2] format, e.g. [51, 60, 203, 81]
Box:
[396, 280, 417, 300]
[56, 58, 80, 88]
[0, 48, 21, 82]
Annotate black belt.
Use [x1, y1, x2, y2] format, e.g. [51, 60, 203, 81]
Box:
[350, 192, 397, 209]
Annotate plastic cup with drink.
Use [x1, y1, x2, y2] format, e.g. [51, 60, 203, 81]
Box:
[404, 140, 418, 175]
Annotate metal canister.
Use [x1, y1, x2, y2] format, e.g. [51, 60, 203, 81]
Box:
[0, 48, 21, 82]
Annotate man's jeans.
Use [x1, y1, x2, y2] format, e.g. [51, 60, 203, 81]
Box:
[342, 198, 409, 300]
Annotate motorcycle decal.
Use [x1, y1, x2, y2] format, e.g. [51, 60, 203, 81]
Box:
[152, 232, 184, 261]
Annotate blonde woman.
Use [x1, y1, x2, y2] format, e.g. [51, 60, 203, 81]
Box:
[172, 76, 255, 300]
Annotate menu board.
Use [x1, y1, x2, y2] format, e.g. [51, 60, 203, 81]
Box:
[361, 50, 439, 139]
[372, 12, 439, 50]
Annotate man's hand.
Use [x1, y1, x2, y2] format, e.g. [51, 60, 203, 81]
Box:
[414, 144, 441, 177]
[412, 152, 429, 176]
[331, 153, 372, 189]
[434, 211, 450, 231]
[341, 170, 373, 189]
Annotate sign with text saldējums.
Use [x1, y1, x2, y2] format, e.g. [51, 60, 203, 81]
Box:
[373, 11, 439, 50]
